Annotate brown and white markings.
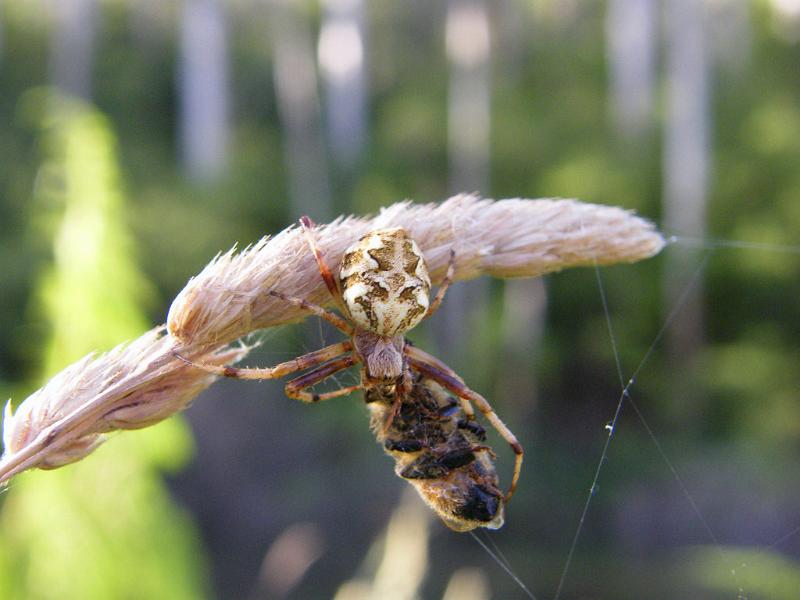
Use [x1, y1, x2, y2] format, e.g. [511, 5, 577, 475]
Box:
[340, 227, 431, 337]
[177, 217, 523, 532]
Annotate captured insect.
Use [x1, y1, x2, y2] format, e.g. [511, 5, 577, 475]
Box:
[178, 217, 523, 531]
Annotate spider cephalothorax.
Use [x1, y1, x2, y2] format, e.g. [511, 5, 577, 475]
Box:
[339, 227, 432, 337]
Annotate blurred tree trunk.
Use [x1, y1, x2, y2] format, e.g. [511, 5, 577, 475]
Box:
[446, 0, 490, 196]
[498, 277, 546, 418]
[663, 0, 711, 415]
[49, 0, 97, 100]
[130, 0, 171, 54]
[606, 0, 657, 141]
[495, 0, 530, 80]
[495, 1, 546, 416]
[709, 0, 751, 75]
[269, 0, 332, 221]
[178, 0, 231, 181]
[0, 0, 4, 60]
[437, 0, 491, 373]
[319, 0, 367, 175]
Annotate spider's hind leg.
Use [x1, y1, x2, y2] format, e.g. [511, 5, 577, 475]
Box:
[405, 345, 523, 502]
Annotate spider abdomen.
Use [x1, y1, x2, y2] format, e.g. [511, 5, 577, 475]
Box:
[340, 227, 431, 336]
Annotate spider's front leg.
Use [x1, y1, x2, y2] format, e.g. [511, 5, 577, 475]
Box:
[299, 216, 351, 316]
[174, 340, 353, 381]
[176, 288, 354, 379]
[267, 290, 353, 335]
[285, 354, 361, 402]
[405, 345, 524, 502]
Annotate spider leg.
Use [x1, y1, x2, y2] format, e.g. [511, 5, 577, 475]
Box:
[299, 216, 351, 316]
[407, 344, 476, 419]
[459, 398, 477, 420]
[267, 290, 353, 335]
[405, 345, 523, 502]
[174, 340, 352, 380]
[425, 249, 456, 319]
[285, 354, 361, 402]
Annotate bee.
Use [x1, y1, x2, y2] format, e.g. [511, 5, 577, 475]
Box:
[371, 371, 505, 530]
[179, 218, 522, 531]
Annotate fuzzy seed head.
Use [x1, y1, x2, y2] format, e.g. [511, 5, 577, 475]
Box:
[340, 227, 432, 336]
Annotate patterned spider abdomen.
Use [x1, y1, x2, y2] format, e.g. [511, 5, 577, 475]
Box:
[339, 227, 431, 336]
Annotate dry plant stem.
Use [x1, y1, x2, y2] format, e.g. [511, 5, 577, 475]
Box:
[1, 195, 664, 485]
[168, 194, 665, 350]
[0, 327, 249, 485]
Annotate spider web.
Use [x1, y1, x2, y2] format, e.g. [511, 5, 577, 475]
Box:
[478, 234, 800, 600]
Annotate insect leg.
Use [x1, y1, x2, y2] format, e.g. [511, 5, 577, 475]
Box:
[405, 345, 523, 502]
[174, 340, 352, 380]
[285, 354, 361, 402]
[425, 249, 456, 319]
[267, 290, 353, 335]
[299, 216, 351, 316]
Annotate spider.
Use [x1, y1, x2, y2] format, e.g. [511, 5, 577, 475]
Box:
[178, 217, 523, 531]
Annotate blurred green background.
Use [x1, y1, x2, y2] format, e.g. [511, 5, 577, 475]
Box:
[1, 1, 800, 598]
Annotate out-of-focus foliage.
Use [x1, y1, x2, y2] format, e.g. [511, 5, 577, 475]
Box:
[0, 96, 209, 599]
[683, 546, 800, 600]
[26, 91, 155, 374]
[0, 422, 203, 600]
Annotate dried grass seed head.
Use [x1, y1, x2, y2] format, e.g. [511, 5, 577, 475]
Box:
[1, 327, 249, 474]
[168, 194, 665, 349]
[1, 194, 664, 484]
